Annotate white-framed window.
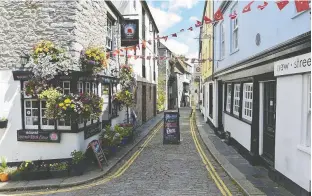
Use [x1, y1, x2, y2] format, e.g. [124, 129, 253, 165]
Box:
[62, 81, 70, 95]
[149, 21, 153, 32]
[226, 84, 232, 112]
[106, 17, 113, 50]
[242, 83, 253, 121]
[57, 118, 71, 130]
[85, 82, 91, 94]
[231, 3, 238, 52]
[133, 0, 136, 9]
[77, 82, 84, 94]
[24, 99, 39, 129]
[92, 83, 97, 95]
[40, 100, 55, 129]
[233, 84, 240, 116]
[220, 21, 225, 58]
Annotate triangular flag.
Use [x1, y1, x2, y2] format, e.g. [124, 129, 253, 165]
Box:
[160, 56, 166, 60]
[229, 11, 237, 19]
[106, 54, 110, 59]
[137, 44, 140, 50]
[148, 40, 152, 45]
[127, 55, 132, 58]
[120, 48, 123, 52]
[163, 36, 168, 41]
[191, 58, 195, 63]
[214, 9, 224, 21]
[140, 56, 145, 59]
[180, 29, 184, 32]
[120, 54, 124, 57]
[172, 33, 177, 37]
[188, 27, 193, 31]
[295, 0, 310, 12]
[204, 16, 213, 24]
[276, 0, 289, 10]
[185, 58, 189, 61]
[258, 1, 268, 10]
[146, 56, 151, 60]
[134, 55, 139, 59]
[242, 1, 255, 13]
[195, 20, 202, 27]
[142, 41, 146, 48]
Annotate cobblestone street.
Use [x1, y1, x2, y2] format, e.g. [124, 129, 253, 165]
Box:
[7, 108, 243, 196]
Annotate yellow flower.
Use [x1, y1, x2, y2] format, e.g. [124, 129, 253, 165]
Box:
[86, 50, 91, 55]
[70, 104, 75, 108]
[62, 106, 66, 110]
[64, 98, 71, 104]
[59, 103, 64, 107]
[66, 103, 70, 107]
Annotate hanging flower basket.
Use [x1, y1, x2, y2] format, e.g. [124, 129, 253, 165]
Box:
[32, 40, 64, 62]
[24, 79, 48, 98]
[114, 90, 134, 107]
[80, 46, 107, 74]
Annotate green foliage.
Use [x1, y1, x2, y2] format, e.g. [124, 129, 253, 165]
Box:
[70, 150, 85, 165]
[49, 162, 68, 171]
[19, 161, 35, 172]
[157, 76, 166, 111]
[39, 87, 62, 119]
[99, 125, 121, 147]
[0, 157, 7, 169]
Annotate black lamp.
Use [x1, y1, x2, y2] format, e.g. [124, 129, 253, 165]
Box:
[20, 52, 30, 68]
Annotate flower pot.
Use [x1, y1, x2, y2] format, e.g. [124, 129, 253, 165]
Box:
[9, 172, 22, 181]
[121, 137, 129, 146]
[50, 170, 68, 179]
[70, 160, 87, 176]
[108, 146, 118, 154]
[0, 173, 9, 182]
[21, 170, 50, 181]
[0, 120, 8, 128]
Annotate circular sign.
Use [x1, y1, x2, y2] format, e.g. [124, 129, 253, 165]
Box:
[49, 132, 58, 141]
[196, 67, 200, 72]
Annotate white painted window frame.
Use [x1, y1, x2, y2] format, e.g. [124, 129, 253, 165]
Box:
[77, 81, 84, 94]
[106, 17, 113, 50]
[231, 2, 238, 52]
[40, 100, 55, 129]
[85, 82, 91, 94]
[233, 83, 240, 116]
[24, 99, 39, 129]
[242, 83, 253, 122]
[62, 81, 70, 95]
[226, 84, 232, 113]
[92, 82, 97, 95]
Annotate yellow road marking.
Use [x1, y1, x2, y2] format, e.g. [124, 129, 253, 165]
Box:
[190, 108, 232, 196]
[9, 123, 163, 196]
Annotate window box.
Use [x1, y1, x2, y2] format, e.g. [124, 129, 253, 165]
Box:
[50, 170, 69, 179]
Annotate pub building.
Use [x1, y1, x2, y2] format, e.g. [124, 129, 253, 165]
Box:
[0, 69, 119, 162]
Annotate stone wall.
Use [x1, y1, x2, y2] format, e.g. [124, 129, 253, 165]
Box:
[0, 0, 122, 71]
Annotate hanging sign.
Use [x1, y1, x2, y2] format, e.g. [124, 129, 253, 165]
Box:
[88, 140, 108, 170]
[163, 110, 180, 144]
[121, 19, 139, 46]
[84, 122, 101, 139]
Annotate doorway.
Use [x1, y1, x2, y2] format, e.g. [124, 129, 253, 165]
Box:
[142, 85, 147, 122]
[153, 85, 157, 116]
[217, 81, 224, 131]
[262, 81, 276, 165]
[209, 83, 213, 118]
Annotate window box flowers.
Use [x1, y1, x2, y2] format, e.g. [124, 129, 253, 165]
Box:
[69, 150, 87, 176]
[32, 40, 63, 62]
[19, 161, 50, 181]
[80, 46, 107, 74]
[24, 79, 48, 98]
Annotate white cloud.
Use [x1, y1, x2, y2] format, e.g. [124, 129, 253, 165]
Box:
[161, 39, 189, 55]
[160, 2, 168, 10]
[149, 6, 182, 34]
[189, 16, 199, 22]
[168, 0, 199, 11]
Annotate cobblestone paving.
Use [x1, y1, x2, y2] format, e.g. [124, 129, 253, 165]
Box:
[10, 108, 244, 196]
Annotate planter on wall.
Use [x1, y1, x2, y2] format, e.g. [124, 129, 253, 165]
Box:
[50, 170, 69, 178]
[0, 120, 8, 128]
[21, 170, 50, 181]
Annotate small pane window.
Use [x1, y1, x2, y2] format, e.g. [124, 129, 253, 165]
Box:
[41, 101, 55, 129]
[226, 84, 232, 112]
[233, 84, 240, 116]
[242, 83, 253, 121]
[25, 100, 39, 129]
[86, 82, 91, 94]
[63, 81, 70, 95]
[77, 82, 84, 94]
[92, 83, 97, 95]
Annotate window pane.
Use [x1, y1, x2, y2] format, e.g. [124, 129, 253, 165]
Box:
[32, 101, 38, 108]
[26, 101, 31, 108]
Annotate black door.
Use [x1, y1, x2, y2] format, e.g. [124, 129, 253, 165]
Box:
[217, 81, 224, 131]
[142, 85, 147, 122]
[209, 83, 213, 118]
[263, 81, 276, 165]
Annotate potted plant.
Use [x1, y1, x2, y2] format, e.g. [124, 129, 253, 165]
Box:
[0, 157, 8, 182]
[116, 124, 133, 145]
[70, 150, 86, 176]
[8, 168, 21, 181]
[80, 46, 107, 74]
[100, 126, 121, 156]
[0, 117, 8, 128]
[49, 162, 69, 178]
[19, 161, 50, 181]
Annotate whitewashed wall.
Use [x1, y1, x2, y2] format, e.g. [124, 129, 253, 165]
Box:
[224, 113, 251, 151]
[275, 74, 311, 192]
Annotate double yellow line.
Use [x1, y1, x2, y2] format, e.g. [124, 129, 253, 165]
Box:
[190, 108, 232, 196]
[9, 122, 163, 196]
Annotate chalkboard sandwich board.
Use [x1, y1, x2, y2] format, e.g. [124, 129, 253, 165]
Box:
[88, 140, 108, 170]
[163, 110, 180, 144]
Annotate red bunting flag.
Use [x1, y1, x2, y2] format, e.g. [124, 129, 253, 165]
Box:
[180, 29, 184, 32]
[185, 58, 189, 61]
[295, 0, 310, 12]
[136, 44, 140, 50]
[191, 58, 195, 63]
[148, 40, 152, 45]
[172, 33, 177, 37]
[120, 48, 123, 52]
[204, 16, 213, 24]
[113, 53, 117, 56]
[146, 56, 151, 60]
[120, 54, 124, 57]
[242, 1, 255, 13]
[127, 55, 132, 58]
[214, 9, 224, 21]
[188, 27, 193, 31]
[163, 36, 168, 41]
[258, 1, 268, 10]
[134, 56, 139, 59]
[140, 56, 145, 59]
[160, 56, 166, 60]
[106, 54, 110, 59]
[229, 10, 237, 19]
[142, 41, 146, 48]
[276, 0, 289, 10]
[195, 20, 202, 27]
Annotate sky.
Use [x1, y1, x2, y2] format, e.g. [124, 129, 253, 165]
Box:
[147, 0, 205, 61]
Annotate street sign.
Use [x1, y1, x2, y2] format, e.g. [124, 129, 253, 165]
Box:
[89, 140, 108, 170]
[163, 110, 180, 144]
